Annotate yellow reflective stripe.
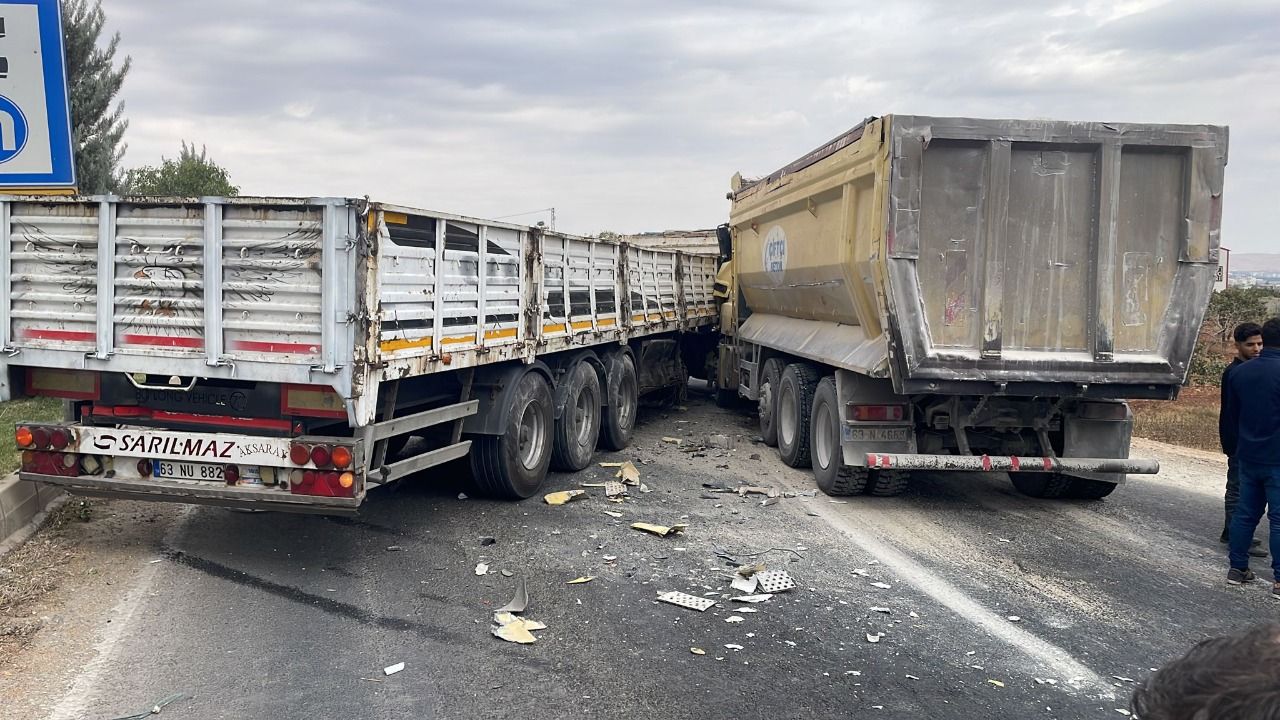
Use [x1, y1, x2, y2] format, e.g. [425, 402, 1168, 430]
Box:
[379, 337, 433, 352]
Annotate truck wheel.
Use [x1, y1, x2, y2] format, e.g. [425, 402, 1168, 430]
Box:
[470, 371, 554, 499]
[812, 377, 868, 496]
[868, 470, 911, 497]
[600, 352, 638, 451]
[1064, 477, 1118, 500]
[758, 358, 785, 447]
[551, 360, 602, 471]
[1011, 472, 1072, 499]
[778, 363, 819, 468]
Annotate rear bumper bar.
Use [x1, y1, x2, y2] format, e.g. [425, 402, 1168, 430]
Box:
[20, 473, 362, 516]
[864, 454, 1158, 475]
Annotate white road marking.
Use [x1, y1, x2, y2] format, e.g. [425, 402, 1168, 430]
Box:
[47, 506, 195, 720]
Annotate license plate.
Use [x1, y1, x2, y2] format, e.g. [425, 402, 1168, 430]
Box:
[153, 460, 224, 481]
[842, 426, 910, 443]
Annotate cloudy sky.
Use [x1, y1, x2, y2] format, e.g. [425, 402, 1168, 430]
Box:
[104, 0, 1277, 252]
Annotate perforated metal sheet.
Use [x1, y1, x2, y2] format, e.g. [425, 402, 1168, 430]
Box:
[605, 481, 626, 497]
[658, 591, 716, 612]
[754, 570, 796, 593]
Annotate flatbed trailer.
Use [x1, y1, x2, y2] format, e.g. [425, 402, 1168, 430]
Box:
[2, 196, 718, 514]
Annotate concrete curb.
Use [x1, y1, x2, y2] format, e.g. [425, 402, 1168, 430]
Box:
[0, 473, 66, 558]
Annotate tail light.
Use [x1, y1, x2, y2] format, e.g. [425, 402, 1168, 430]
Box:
[290, 443, 310, 465]
[310, 445, 331, 468]
[31, 427, 51, 449]
[338, 472, 354, 489]
[16, 426, 33, 448]
[50, 428, 70, 451]
[62, 453, 77, 469]
[137, 459, 152, 477]
[331, 446, 352, 469]
[848, 404, 906, 422]
[225, 465, 240, 485]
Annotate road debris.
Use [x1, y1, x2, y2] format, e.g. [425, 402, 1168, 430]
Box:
[657, 591, 717, 612]
[496, 577, 529, 613]
[616, 462, 641, 485]
[725, 616, 745, 623]
[870, 582, 891, 589]
[544, 489, 586, 505]
[567, 576, 595, 585]
[736, 562, 766, 577]
[631, 522, 687, 537]
[500, 569, 514, 578]
[1113, 675, 1135, 683]
[866, 633, 884, 643]
[604, 481, 627, 498]
[691, 647, 706, 655]
[870, 607, 891, 614]
[754, 569, 796, 593]
[602, 555, 617, 562]
[737, 486, 779, 498]
[474, 563, 489, 576]
[479, 536, 496, 546]
[384, 662, 405, 676]
[704, 434, 737, 449]
[385, 545, 404, 552]
[731, 575, 759, 594]
[491, 612, 547, 644]
[1034, 678, 1058, 686]
[724, 644, 744, 651]
[458, 493, 468, 500]
[661, 437, 683, 445]
[599, 462, 623, 468]
[1116, 711, 1131, 717]
[731, 594, 774, 603]
[988, 680, 1005, 688]
[761, 497, 778, 507]
[108, 693, 189, 720]
[1006, 616, 1021, 622]
[603, 510, 624, 518]
[906, 674, 920, 680]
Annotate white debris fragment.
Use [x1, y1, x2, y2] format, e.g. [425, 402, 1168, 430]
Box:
[997, 538, 1011, 543]
[731, 594, 774, 603]
[868, 560, 880, 565]
[909, 611, 919, 618]
[731, 575, 759, 594]
[474, 563, 489, 576]
[785, 641, 797, 647]
[870, 607, 891, 614]
[906, 674, 920, 680]
[1113, 675, 1135, 683]
[383, 662, 405, 676]
[725, 644, 744, 651]
[866, 633, 884, 643]
[870, 582, 892, 589]
[737, 608, 759, 614]
[852, 569, 870, 577]
[725, 616, 745, 623]
[1116, 711, 1132, 717]
[1006, 616, 1021, 622]
[845, 670, 862, 676]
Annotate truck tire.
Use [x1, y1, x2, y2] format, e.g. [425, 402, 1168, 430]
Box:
[812, 377, 869, 496]
[778, 363, 820, 468]
[470, 371, 554, 499]
[868, 470, 911, 497]
[758, 358, 785, 447]
[1011, 472, 1072, 499]
[600, 351, 638, 451]
[1064, 477, 1119, 500]
[551, 360, 602, 471]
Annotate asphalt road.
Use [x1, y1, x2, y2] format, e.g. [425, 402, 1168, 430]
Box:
[5, 392, 1277, 720]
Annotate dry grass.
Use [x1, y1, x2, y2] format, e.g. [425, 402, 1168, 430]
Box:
[0, 500, 95, 655]
[1130, 386, 1221, 453]
[0, 397, 64, 477]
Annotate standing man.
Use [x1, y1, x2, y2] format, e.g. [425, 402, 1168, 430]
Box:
[1220, 321, 1264, 557]
[1224, 317, 1280, 595]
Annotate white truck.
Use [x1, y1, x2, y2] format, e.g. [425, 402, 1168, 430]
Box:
[3, 196, 718, 514]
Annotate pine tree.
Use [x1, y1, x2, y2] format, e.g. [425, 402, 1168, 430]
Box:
[61, 0, 130, 193]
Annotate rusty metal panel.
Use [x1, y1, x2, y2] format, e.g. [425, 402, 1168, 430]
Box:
[112, 204, 208, 355]
[8, 200, 99, 351]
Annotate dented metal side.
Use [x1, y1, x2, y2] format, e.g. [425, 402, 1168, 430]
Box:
[730, 114, 1228, 394]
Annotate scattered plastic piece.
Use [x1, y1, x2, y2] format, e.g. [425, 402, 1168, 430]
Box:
[724, 644, 744, 651]
[761, 497, 778, 507]
[909, 611, 919, 618]
[386, 545, 404, 552]
[631, 522, 687, 537]
[491, 612, 547, 644]
[731, 594, 773, 603]
[870, 582, 891, 589]
[602, 555, 618, 562]
[599, 462, 623, 468]
[845, 671, 862, 676]
[1007, 616, 1021, 622]
[496, 577, 529, 613]
[870, 607, 891, 614]
[475, 563, 489, 576]
[1116, 711, 1132, 717]
[661, 437, 683, 445]
[906, 674, 920, 680]
[852, 569, 869, 577]
[458, 493, 468, 500]
[616, 462, 641, 486]
[148, 559, 163, 564]
[657, 591, 716, 611]
[691, 647, 706, 655]
[988, 679, 1005, 688]
[737, 607, 758, 614]
[731, 575, 759, 594]
[479, 537, 496, 546]
[1113, 675, 1135, 683]
[725, 616, 745, 623]
[997, 538, 1011, 543]
[567, 576, 595, 585]
[500, 569, 514, 578]
[544, 489, 586, 505]
[603, 510, 624, 518]
[866, 633, 884, 643]
[384, 662, 405, 676]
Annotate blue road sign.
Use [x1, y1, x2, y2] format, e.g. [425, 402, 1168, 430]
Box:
[0, 0, 75, 188]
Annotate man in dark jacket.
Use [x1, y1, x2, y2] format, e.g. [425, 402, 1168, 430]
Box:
[1220, 321, 1264, 556]
[1224, 317, 1280, 596]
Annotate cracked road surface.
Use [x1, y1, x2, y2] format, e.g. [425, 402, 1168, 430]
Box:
[2, 394, 1274, 719]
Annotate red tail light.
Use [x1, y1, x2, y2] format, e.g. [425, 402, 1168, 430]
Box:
[50, 428, 70, 450]
[31, 427, 50, 449]
[16, 426, 33, 448]
[848, 404, 906, 422]
[310, 445, 331, 468]
[290, 443, 310, 465]
[225, 465, 240, 485]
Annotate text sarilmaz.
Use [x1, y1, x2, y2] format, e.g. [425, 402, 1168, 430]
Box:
[92, 433, 236, 459]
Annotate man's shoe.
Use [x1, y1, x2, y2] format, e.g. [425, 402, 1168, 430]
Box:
[1249, 540, 1269, 558]
[1228, 568, 1257, 585]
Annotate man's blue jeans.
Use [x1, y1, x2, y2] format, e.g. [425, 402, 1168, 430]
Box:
[1228, 461, 1280, 579]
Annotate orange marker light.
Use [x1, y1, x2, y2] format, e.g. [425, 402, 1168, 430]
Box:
[15, 426, 33, 448]
[338, 472, 355, 489]
[331, 446, 352, 469]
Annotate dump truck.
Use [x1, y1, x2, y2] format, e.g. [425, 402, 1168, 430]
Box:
[716, 114, 1228, 499]
[2, 196, 718, 514]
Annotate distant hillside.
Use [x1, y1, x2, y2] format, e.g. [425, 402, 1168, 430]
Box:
[1232, 253, 1280, 272]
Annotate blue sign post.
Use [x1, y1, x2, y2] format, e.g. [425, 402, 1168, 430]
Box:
[0, 0, 75, 190]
